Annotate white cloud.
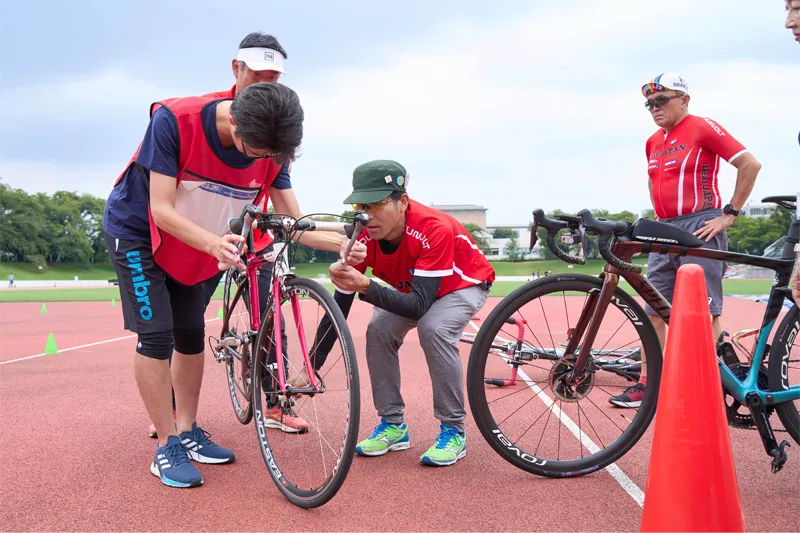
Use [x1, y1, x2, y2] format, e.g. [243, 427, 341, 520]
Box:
[0, 69, 195, 121]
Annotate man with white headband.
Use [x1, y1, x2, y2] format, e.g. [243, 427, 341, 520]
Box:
[141, 33, 366, 439]
[609, 72, 762, 409]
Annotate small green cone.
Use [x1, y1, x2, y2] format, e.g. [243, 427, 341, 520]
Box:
[111, 298, 116, 307]
[41, 303, 47, 313]
[217, 306, 224, 319]
[44, 333, 58, 355]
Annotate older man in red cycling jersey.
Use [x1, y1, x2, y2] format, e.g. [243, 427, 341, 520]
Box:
[610, 73, 762, 408]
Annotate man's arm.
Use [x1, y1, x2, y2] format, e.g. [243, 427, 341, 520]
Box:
[726, 152, 762, 211]
[150, 173, 220, 253]
[362, 276, 442, 321]
[142, 108, 242, 266]
[693, 119, 762, 241]
[269, 187, 345, 252]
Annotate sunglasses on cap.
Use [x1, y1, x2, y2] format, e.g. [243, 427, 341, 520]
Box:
[644, 94, 683, 110]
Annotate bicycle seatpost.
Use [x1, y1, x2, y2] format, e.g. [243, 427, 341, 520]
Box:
[340, 210, 369, 265]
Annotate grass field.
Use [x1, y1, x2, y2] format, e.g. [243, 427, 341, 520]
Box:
[1, 259, 643, 282]
[1, 263, 117, 281]
[0, 278, 776, 303]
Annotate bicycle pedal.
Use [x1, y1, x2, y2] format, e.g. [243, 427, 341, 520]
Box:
[717, 341, 739, 367]
[769, 440, 791, 473]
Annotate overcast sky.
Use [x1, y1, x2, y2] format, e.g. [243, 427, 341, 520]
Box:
[0, 0, 797, 226]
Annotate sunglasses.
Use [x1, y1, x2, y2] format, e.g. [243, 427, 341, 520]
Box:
[352, 196, 394, 212]
[644, 94, 683, 110]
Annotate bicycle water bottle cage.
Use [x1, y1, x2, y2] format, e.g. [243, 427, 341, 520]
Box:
[630, 218, 704, 248]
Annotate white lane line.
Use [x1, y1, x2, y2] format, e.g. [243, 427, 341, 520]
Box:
[468, 320, 645, 508]
[0, 317, 222, 366]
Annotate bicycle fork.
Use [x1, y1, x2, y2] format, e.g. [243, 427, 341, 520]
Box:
[566, 274, 619, 384]
[270, 277, 323, 397]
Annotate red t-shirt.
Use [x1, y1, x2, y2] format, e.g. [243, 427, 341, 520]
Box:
[355, 200, 495, 298]
[646, 114, 747, 219]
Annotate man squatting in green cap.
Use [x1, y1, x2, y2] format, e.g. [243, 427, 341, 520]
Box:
[293, 160, 496, 466]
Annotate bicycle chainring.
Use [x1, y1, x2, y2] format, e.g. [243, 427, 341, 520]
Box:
[549, 359, 595, 402]
[725, 363, 773, 430]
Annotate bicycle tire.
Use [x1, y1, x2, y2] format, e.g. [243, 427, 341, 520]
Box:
[221, 271, 253, 425]
[252, 277, 360, 508]
[466, 274, 662, 477]
[767, 304, 800, 444]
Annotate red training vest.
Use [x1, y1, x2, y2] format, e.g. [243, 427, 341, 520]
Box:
[114, 95, 282, 285]
[199, 85, 276, 253]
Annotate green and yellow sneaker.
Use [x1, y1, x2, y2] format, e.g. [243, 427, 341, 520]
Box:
[420, 424, 466, 466]
[355, 418, 410, 456]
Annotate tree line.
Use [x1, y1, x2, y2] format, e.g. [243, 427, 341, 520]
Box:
[0, 183, 794, 267]
[0, 183, 107, 267]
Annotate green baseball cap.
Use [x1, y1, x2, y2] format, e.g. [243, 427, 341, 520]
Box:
[343, 160, 409, 205]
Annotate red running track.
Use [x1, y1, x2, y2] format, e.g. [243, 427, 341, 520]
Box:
[0, 297, 798, 531]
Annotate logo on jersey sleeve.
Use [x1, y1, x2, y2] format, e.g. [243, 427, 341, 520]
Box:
[405, 226, 431, 249]
[703, 118, 727, 137]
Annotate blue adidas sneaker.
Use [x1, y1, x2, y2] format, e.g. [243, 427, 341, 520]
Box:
[150, 435, 203, 488]
[179, 422, 236, 464]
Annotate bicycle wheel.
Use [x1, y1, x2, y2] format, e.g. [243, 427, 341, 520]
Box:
[768, 304, 800, 444]
[466, 274, 662, 477]
[219, 270, 253, 425]
[252, 277, 359, 508]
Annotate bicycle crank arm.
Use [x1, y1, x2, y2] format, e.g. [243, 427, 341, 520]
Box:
[745, 392, 791, 473]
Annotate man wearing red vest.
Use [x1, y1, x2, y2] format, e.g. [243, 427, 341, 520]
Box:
[102, 82, 354, 489]
[142, 32, 314, 440]
[316, 160, 496, 467]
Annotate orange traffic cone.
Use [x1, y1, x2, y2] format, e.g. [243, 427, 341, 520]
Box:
[640, 264, 745, 532]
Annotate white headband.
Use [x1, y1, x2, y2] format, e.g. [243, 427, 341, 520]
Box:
[236, 47, 286, 74]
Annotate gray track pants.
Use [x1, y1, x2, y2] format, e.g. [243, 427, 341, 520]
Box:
[365, 285, 489, 433]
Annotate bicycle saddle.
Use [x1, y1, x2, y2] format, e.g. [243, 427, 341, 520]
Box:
[630, 218, 705, 248]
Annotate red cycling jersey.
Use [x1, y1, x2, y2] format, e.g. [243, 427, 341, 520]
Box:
[354, 200, 495, 297]
[646, 114, 747, 219]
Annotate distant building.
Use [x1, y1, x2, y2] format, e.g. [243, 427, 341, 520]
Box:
[484, 225, 541, 260]
[742, 202, 776, 218]
[432, 204, 488, 229]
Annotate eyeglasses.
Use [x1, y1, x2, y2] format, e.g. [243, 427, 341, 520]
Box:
[241, 143, 279, 160]
[644, 94, 682, 110]
[352, 196, 393, 212]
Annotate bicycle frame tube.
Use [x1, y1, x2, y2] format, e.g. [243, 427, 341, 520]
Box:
[290, 293, 318, 389]
[603, 234, 800, 405]
[271, 273, 286, 391]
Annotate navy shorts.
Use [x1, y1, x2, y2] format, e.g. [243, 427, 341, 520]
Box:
[105, 234, 220, 336]
[643, 209, 727, 317]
